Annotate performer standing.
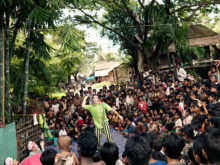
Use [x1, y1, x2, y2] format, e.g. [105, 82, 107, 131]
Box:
[82, 95, 123, 148]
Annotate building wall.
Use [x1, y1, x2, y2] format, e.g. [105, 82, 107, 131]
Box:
[113, 65, 130, 84]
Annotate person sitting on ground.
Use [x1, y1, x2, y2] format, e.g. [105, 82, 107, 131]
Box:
[100, 142, 123, 165]
[162, 133, 186, 165]
[77, 132, 105, 165]
[59, 124, 68, 137]
[54, 135, 79, 165]
[122, 117, 135, 138]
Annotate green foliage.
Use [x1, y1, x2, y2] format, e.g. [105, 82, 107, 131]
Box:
[57, 24, 84, 51]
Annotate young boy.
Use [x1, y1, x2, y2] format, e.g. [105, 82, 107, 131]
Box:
[122, 117, 135, 138]
[55, 136, 79, 165]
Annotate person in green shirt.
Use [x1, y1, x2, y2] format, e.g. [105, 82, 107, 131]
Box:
[82, 95, 123, 149]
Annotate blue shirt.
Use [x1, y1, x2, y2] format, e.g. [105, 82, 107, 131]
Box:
[127, 125, 135, 134]
[149, 161, 167, 165]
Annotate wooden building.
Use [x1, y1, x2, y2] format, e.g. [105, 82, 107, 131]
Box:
[158, 24, 220, 74]
[94, 62, 130, 84]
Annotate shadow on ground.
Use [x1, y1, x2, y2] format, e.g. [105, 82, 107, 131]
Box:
[45, 128, 127, 158]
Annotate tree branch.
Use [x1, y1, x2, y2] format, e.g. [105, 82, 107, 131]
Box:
[76, 8, 139, 49]
[137, 0, 145, 10]
[171, 1, 220, 14]
[121, 0, 144, 38]
[143, 0, 156, 43]
[150, 0, 156, 7]
[185, 5, 202, 22]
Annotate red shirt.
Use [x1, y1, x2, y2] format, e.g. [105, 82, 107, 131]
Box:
[138, 101, 148, 114]
[20, 153, 42, 165]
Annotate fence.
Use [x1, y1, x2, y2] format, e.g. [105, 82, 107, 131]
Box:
[16, 116, 41, 162]
[0, 122, 17, 163]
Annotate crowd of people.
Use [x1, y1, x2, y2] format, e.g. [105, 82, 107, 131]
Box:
[8, 62, 220, 165]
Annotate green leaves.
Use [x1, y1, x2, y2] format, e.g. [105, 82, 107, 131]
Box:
[29, 6, 53, 24]
[57, 24, 84, 51]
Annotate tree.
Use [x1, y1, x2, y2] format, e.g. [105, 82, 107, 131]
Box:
[0, 0, 99, 122]
[0, 7, 5, 124]
[70, 0, 220, 72]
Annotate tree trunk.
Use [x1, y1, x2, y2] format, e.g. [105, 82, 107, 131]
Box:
[23, 19, 32, 120]
[0, 9, 5, 125]
[9, 17, 21, 60]
[167, 52, 171, 70]
[137, 48, 144, 73]
[5, 11, 10, 122]
[68, 74, 71, 84]
[172, 53, 177, 80]
[74, 75, 78, 83]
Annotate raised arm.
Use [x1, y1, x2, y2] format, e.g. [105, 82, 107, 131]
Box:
[111, 107, 123, 121]
[82, 96, 89, 108]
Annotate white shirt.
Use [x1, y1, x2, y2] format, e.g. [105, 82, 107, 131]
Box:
[166, 86, 175, 96]
[52, 104, 59, 115]
[179, 101, 184, 111]
[116, 97, 120, 109]
[183, 115, 193, 125]
[177, 68, 187, 81]
[71, 104, 75, 113]
[59, 129, 67, 136]
[126, 95, 134, 107]
[175, 118, 183, 134]
[143, 71, 150, 78]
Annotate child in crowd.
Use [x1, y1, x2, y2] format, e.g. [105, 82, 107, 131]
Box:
[54, 136, 79, 165]
[28, 141, 44, 156]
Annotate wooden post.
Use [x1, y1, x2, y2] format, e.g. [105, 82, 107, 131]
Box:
[172, 53, 177, 80]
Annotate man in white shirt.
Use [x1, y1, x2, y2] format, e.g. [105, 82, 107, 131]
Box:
[176, 63, 187, 82]
[174, 112, 182, 134]
[126, 90, 134, 108]
[52, 98, 59, 116]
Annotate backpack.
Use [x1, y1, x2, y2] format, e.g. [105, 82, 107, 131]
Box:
[56, 153, 75, 165]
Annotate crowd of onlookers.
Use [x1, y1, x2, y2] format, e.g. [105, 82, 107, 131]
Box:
[7, 62, 220, 165]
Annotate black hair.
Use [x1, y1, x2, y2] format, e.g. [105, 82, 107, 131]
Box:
[193, 83, 200, 88]
[191, 114, 207, 131]
[193, 133, 208, 164]
[204, 128, 220, 164]
[165, 123, 174, 132]
[188, 147, 199, 165]
[209, 92, 217, 98]
[40, 149, 58, 165]
[179, 154, 189, 164]
[77, 132, 98, 158]
[163, 133, 185, 159]
[183, 124, 194, 140]
[127, 116, 133, 122]
[101, 142, 119, 165]
[125, 134, 152, 165]
[210, 117, 220, 129]
[152, 139, 167, 162]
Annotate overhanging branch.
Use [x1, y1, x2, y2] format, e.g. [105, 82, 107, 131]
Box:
[121, 0, 144, 37]
[185, 5, 202, 22]
[171, 1, 220, 14]
[76, 8, 139, 49]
